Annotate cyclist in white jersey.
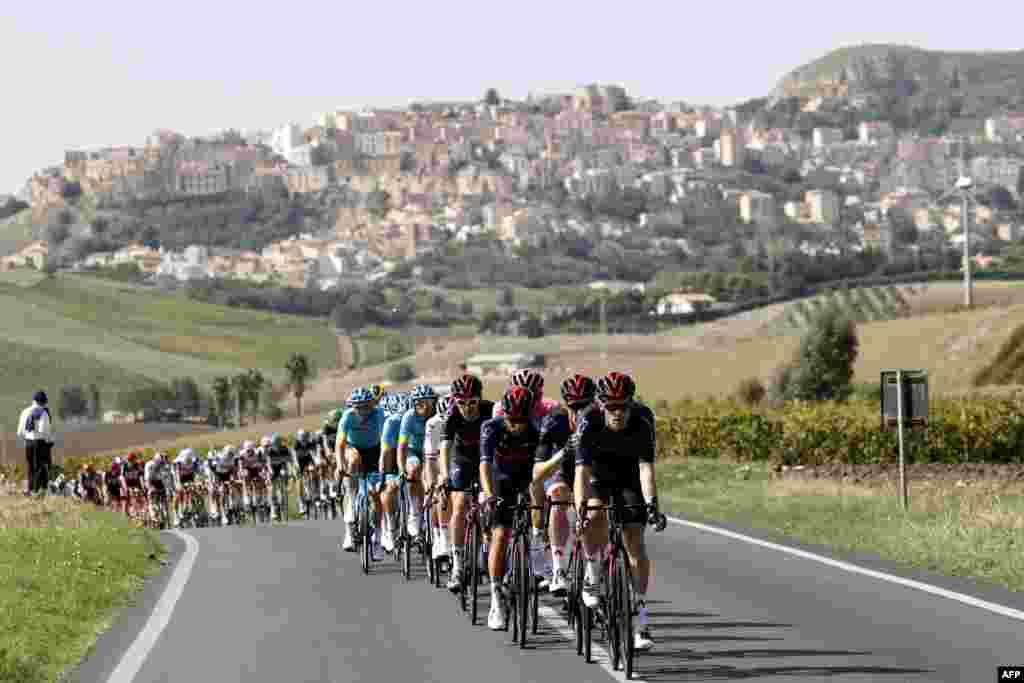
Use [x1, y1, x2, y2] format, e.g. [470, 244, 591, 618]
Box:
[423, 394, 452, 563]
[172, 448, 199, 527]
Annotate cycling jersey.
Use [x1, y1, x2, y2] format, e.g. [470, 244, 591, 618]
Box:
[122, 463, 144, 487]
[174, 453, 198, 483]
[209, 454, 236, 484]
[338, 407, 385, 449]
[238, 448, 266, 477]
[144, 459, 168, 484]
[575, 405, 655, 525]
[398, 408, 429, 454]
[79, 471, 101, 489]
[442, 400, 495, 462]
[480, 417, 541, 481]
[106, 466, 123, 495]
[492, 397, 560, 431]
[480, 417, 541, 526]
[265, 446, 291, 478]
[536, 407, 576, 487]
[381, 413, 403, 450]
[293, 442, 316, 469]
[423, 413, 445, 459]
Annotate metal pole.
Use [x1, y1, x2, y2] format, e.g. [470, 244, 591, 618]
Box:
[896, 370, 908, 511]
[962, 193, 972, 308]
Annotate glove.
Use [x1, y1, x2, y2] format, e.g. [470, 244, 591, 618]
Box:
[647, 498, 667, 532]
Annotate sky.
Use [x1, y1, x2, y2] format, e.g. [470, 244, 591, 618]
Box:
[1, 1, 1021, 195]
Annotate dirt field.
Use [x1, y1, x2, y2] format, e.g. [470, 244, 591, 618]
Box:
[0, 422, 216, 471]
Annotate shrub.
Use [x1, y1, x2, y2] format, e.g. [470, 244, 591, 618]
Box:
[387, 363, 415, 383]
[735, 377, 767, 406]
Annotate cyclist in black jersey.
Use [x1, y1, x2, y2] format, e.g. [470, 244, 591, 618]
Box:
[532, 374, 598, 596]
[480, 386, 541, 630]
[440, 373, 495, 593]
[574, 371, 666, 652]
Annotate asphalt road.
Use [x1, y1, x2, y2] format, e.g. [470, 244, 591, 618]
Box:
[74, 517, 1022, 683]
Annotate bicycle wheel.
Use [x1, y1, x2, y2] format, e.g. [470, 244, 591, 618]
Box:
[468, 522, 480, 624]
[517, 533, 530, 648]
[618, 557, 635, 679]
[607, 555, 622, 671]
[359, 500, 370, 575]
[508, 540, 519, 641]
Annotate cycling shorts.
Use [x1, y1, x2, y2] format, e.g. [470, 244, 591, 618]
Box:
[179, 472, 196, 486]
[348, 444, 381, 474]
[213, 470, 233, 485]
[243, 467, 264, 482]
[588, 480, 646, 527]
[106, 480, 122, 498]
[269, 463, 289, 480]
[124, 476, 143, 490]
[296, 455, 314, 472]
[489, 476, 532, 528]
[148, 479, 165, 495]
[447, 455, 479, 492]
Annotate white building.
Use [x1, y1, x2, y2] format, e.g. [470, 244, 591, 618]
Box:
[655, 292, 716, 315]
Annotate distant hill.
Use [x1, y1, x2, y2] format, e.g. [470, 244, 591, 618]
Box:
[774, 44, 1024, 100]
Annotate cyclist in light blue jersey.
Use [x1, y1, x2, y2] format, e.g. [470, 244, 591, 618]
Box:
[337, 388, 386, 552]
[397, 384, 437, 542]
[379, 393, 410, 552]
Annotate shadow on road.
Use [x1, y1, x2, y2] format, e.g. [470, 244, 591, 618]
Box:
[638, 662, 933, 680]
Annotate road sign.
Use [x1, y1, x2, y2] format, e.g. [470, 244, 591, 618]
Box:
[881, 370, 928, 430]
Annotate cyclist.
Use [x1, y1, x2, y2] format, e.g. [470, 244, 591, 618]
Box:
[207, 446, 238, 525]
[78, 462, 102, 505]
[368, 384, 386, 408]
[493, 368, 560, 585]
[424, 394, 452, 564]
[379, 393, 409, 552]
[532, 374, 598, 596]
[238, 440, 269, 515]
[440, 373, 495, 593]
[144, 452, 171, 524]
[336, 387, 386, 552]
[321, 410, 344, 510]
[292, 429, 318, 516]
[104, 457, 126, 515]
[480, 386, 543, 630]
[574, 371, 666, 652]
[121, 451, 146, 517]
[173, 448, 199, 527]
[398, 385, 436, 543]
[265, 433, 292, 521]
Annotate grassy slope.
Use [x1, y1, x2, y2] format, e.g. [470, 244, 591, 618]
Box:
[0, 274, 339, 410]
[0, 497, 164, 683]
[660, 458, 1024, 593]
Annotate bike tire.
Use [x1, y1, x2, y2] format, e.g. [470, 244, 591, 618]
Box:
[619, 557, 635, 679]
[518, 535, 530, 649]
[469, 523, 480, 625]
[508, 541, 519, 641]
[607, 556, 622, 671]
[583, 603, 593, 663]
[360, 505, 370, 575]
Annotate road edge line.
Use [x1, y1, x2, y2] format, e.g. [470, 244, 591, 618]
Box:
[665, 514, 1024, 623]
[106, 530, 199, 683]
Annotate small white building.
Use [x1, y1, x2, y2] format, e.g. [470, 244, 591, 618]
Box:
[465, 353, 545, 376]
[655, 292, 717, 315]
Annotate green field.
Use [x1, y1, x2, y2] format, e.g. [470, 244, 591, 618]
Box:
[767, 286, 908, 334]
[0, 273, 339, 410]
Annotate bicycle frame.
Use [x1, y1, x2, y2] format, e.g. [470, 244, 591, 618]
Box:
[352, 472, 383, 574]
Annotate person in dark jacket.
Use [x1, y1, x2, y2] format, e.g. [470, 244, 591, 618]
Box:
[16, 390, 54, 496]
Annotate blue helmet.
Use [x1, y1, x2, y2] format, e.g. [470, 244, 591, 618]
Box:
[410, 384, 438, 402]
[348, 387, 374, 406]
[391, 393, 413, 415]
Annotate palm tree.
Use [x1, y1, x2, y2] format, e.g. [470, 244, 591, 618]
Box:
[211, 377, 231, 429]
[244, 369, 265, 417]
[285, 353, 314, 417]
[230, 373, 248, 427]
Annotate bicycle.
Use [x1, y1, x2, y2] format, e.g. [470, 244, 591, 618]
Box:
[148, 486, 171, 530]
[578, 500, 664, 679]
[268, 467, 290, 522]
[444, 481, 485, 622]
[300, 465, 319, 520]
[392, 476, 415, 581]
[497, 491, 545, 648]
[351, 471, 384, 574]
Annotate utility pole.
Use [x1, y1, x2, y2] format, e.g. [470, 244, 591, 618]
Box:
[937, 137, 975, 309]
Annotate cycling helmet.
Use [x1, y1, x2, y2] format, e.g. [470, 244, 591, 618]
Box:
[596, 371, 636, 403]
[560, 374, 597, 404]
[501, 387, 534, 420]
[128, 451, 140, 463]
[271, 433, 282, 447]
[511, 369, 544, 397]
[179, 448, 194, 460]
[296, 429, 308, 443]
[324, 409, 343, 427]
[259, 436, 271, 448]
[222, 445, 237, 458]
[410, 384, 438, 402]
[367, 384, 385, 402]
[397, 392, 414, 414]
[80, 463, 88, 471]
[349, 386, 374, 405]
[243, 440, 256, 451]
[450, 373, 483, 399]
[438, 395, 454, 417]
[113, 457, 123, 466]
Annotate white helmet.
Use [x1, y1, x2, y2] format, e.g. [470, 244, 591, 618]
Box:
[242, 440, 255, 451]
[154, 451, 166, 461]
[222, 446, 237, 458]
[179, 448, 194, 460]
[296, 429, 308, 442]
[260, 436, 272, 448]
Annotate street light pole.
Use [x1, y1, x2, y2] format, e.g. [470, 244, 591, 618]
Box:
[961, 190, 973, 308]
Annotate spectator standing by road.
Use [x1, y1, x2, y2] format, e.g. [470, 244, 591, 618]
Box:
[16, 390, 55, 496]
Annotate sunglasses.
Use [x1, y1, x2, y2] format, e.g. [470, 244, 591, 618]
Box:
[567, 401, 592, 412]
[507, 417, 529, 427]
[456, 399, 480, 408]
[603, 403, 631, 414]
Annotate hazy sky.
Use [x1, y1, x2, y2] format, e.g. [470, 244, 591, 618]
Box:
[2, 1, 1021, 194]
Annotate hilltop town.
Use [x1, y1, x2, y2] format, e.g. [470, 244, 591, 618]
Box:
[3, 77, 1024, 304]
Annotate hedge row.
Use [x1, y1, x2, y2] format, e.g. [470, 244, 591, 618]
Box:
[655, 393, 1024, 466]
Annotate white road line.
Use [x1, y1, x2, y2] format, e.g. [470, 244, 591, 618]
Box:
[665, 514, 1024, 623]
[106, 530, 199, 683]
[536, 601, 645, 683]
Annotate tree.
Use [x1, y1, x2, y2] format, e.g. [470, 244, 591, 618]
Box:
[285, 353, 313, 417]
[211, 377, 232, 429]
[484, 88, 501, 106]
[387, 362, 416, 383]
[58, 385, 88, 421]
[244, 369, 265, 417]
[773, 304, 859, 403]
[171, 378, 201, 416]
[230, 373, 248, 427]
[88, 383, 101, 421]
[519, 315, 544, 339]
